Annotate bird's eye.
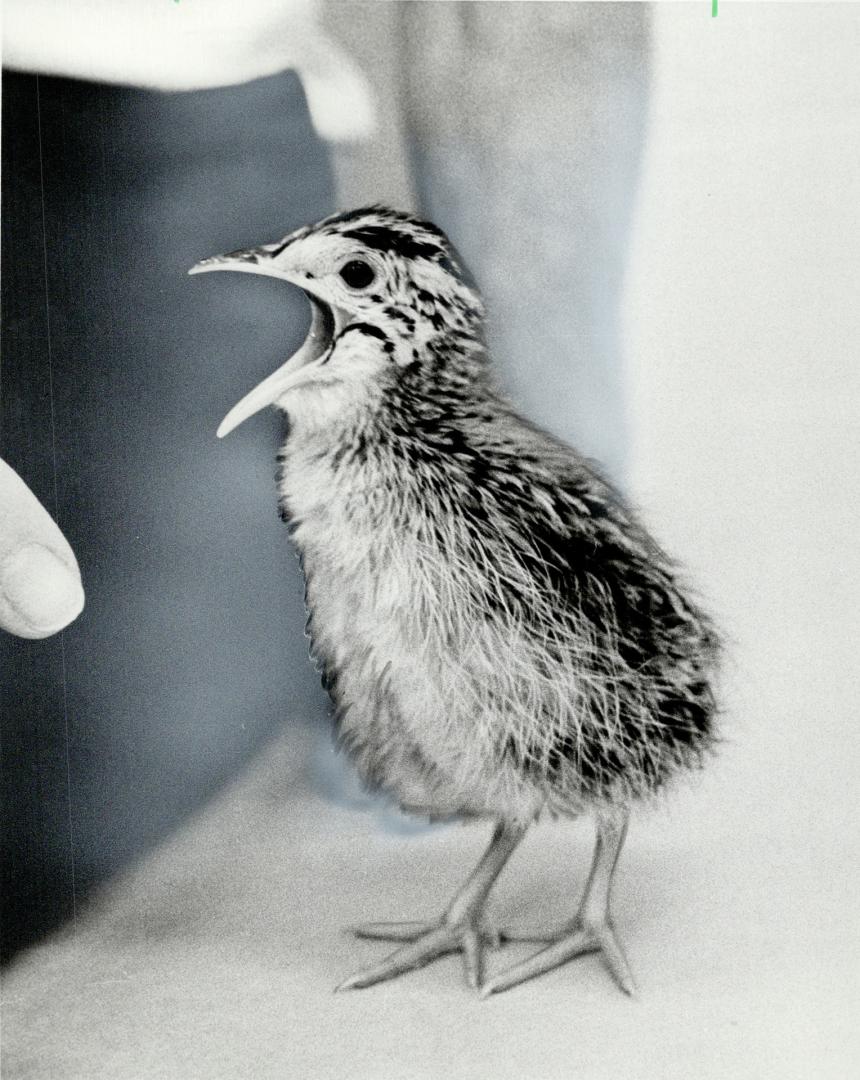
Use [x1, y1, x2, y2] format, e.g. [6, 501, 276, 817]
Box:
[338, 259, 376, 290]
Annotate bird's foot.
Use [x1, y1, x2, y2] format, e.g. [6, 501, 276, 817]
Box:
[482, 917, 636, 998]
[337, 915, 501, 992]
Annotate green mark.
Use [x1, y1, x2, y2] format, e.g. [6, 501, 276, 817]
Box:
[712, 0, 718, 16]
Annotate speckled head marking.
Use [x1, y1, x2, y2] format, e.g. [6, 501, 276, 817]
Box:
[189, 206, 486, 437]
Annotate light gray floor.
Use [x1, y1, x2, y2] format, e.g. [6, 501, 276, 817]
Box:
[3, 5, 858, 1079]
[1, 713, 855, 1080]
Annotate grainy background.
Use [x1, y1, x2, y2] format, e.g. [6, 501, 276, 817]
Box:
[1, 3, 858, 1078]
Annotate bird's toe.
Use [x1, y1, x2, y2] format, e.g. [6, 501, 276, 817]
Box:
[482, 919, 636, 998]
[338, 915, 502, 992]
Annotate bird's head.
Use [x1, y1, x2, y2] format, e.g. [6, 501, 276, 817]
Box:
[190, 206, 485, 438]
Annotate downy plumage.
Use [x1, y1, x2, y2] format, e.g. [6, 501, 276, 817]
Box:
[190, 206, 720, 996]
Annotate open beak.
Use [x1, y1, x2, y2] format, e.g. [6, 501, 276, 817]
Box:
[189, 244, 340, 438]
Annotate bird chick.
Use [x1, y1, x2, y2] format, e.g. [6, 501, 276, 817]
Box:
[190, 206, 719, 996]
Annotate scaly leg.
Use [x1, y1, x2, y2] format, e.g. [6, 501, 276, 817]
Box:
[337, 820, 527, 991]
[482, 809, 635, 998]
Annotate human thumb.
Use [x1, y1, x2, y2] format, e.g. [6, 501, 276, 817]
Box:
[0, 458, 85, 639]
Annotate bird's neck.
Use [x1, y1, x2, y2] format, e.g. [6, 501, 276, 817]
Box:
[279, 349, 506, 527]
[290, 325, 494, 444]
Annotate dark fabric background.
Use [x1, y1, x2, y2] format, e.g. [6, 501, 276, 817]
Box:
[1, 71, 333, 962]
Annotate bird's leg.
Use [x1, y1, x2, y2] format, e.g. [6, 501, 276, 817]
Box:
[338, 820, 528, 992]
[483, 808, 635, 998]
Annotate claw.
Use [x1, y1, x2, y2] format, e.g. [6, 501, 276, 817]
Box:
[593, 923, 637, 997]
[481, 920, 636, 999]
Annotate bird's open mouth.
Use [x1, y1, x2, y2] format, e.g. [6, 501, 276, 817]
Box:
[303, 295, 337, 364]
[214, 292, 340, 438]
[189, 251, 342, 438]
